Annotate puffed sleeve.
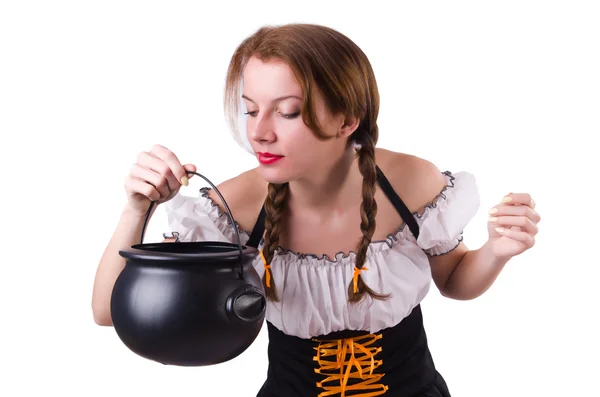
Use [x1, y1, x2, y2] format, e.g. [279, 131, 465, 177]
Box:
[162, 187, 250, 245]
[416, 171, 480, 256]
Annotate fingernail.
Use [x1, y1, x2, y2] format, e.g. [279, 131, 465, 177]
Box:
[181, 176, 189, 186]
[495, 227, 504, 233]
[488, 208, 498, 215]
[488, 216, 497, 223]
[502, 196, 512, 203]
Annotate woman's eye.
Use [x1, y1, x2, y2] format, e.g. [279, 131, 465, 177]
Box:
[244, 110, 300, 119]
[281, 111, 300, 119]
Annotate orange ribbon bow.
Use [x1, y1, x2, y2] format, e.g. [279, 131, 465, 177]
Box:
[353, 266, 368, 293]
[259, 249, 272, 288]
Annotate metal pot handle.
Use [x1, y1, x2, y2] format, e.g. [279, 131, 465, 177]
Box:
[139, 171, 245, 272]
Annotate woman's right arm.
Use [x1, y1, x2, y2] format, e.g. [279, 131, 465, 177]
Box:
[91, 144, 196, 326]
[92, 206, 155, 326]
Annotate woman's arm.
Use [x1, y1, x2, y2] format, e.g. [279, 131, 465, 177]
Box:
[387, 153, 540, 301]
[430, 192, 540, 300]
[428, 241, 509, 300]
[91, 205, 156, 326]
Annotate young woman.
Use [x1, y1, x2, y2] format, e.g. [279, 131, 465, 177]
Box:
[92, 23, 541, 397]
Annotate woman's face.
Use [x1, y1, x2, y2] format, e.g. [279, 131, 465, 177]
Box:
[242, 56, 348, 185]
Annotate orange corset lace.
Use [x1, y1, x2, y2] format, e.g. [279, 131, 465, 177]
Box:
[312, 332, 388, 397]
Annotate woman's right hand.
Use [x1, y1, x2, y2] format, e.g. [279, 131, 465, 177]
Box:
[124, 144, 197, 215]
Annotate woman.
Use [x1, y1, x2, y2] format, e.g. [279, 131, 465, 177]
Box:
[92, 23, 541, 396]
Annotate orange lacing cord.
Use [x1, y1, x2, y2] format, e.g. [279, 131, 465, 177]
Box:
[312, 333, 388, 397]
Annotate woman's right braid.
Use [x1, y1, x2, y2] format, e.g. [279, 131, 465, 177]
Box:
[260, 182, 289, 302]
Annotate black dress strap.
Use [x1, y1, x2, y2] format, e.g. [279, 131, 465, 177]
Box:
[246, 205, 266, 248]
[375, 165, 420, 239]
[245, 166, 420, 247]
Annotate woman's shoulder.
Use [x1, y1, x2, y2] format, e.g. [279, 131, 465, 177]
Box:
[375, 149, 451, 212]
[203, 167, 267, 233]
[375, 148, 480, 253]
[375, 147, 479, 216]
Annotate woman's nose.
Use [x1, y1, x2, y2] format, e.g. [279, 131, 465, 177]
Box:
[249, 113, 276, 143]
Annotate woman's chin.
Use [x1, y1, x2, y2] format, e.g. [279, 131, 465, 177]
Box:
[257, 166, 291, 185]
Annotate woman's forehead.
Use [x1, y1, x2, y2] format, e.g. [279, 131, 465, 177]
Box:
[242, 57, 302, 101]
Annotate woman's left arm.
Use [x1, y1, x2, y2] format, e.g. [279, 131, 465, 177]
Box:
[430, 193, 541, 300]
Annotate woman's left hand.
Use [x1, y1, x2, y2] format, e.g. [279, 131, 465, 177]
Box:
[487, 193, 541, 259]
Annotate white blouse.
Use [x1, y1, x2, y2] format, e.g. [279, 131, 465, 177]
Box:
[164, 171, 480, 339]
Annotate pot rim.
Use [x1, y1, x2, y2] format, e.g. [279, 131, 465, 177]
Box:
[119, 241, 258, 264]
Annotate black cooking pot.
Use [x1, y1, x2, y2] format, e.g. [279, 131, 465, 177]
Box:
[111, 171, 265, 366]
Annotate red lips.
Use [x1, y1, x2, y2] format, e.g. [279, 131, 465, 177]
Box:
[257, 152, 284, 165]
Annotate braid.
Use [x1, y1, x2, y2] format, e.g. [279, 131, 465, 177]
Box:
[261, 182, 289, 302]
[348, 132, 390, 303]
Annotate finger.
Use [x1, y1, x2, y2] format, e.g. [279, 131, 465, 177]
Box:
[125, 176, 161, 202]
[137, 151, 181, 193]
[488, 204, 541, 223]
[150, 144, 189, 186]
[494, 227, 535, 248]
[502, 193, 535, 208]
[130, 163, 171, 199]
[489, 215, 539, 235]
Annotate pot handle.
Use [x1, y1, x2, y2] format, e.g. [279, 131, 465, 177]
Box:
[139, 171, 245, 265]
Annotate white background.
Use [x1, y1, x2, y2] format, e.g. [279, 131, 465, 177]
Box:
[1, 1, 599, 396]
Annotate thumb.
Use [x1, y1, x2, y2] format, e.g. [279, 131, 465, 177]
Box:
[182, 163, 197, 179]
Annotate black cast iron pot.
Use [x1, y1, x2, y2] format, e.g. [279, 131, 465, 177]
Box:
[111, 171, 265, 366]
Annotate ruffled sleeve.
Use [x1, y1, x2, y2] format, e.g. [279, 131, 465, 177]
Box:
[415, 171, 480, 256]
[162, 187, 250, 245]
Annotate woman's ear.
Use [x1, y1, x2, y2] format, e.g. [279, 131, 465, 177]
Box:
[337, 115, 360, 139]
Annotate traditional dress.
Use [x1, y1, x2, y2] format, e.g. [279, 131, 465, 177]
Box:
[164, 167, 480, 397]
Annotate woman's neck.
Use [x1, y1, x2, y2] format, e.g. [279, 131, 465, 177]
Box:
[286, 146, 364, 219]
